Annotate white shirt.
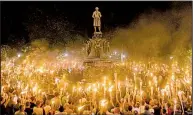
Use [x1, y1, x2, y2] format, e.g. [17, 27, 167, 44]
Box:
[150, 108, 154, 113]
[83, 110, 90, 114]
[133, 108, 140, 113]
[44, 105, 51, 115]
[33, 107, 43, 115]
[55, 111, 67, 115]
[15, 111, 26, 115]
[139, 106, 145, 113]
[51, 97, 61, 109]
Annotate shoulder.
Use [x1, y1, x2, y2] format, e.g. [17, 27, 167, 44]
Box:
[15, 111, 19, 114]
[54, 111, 60, 115]
[44, 105, 51, 109]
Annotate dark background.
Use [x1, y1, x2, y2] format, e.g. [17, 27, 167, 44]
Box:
[1, 1, 183, 45]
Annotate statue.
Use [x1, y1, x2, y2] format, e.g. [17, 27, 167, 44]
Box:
[84, 7, 109, 59]
[92, 7, 102, 33]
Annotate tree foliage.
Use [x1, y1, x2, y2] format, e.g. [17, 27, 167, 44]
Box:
[1, 45, 17, 60]
[24, 8, 78, 50]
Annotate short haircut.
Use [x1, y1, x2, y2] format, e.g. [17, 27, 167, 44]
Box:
[128, 105, 132, 111]
[31, 96, 35, 101]
[0, 96, 3, 101]
[26, 102, 30, 106]
[36, 100, 41, 106]
[145, 105, 149, 110]
[163, 108, 166, 114]
[19, 105, 25, 110]
[59, 106, 64, 112]
[176, 104, 181, 110]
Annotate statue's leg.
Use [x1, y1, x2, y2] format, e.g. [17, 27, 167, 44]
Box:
[99, 26, 101, 32]
[94, 26, 97, 33]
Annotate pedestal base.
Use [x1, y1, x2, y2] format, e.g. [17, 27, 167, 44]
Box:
[93, 32, 102, 38]
[83, 58, 112, 67]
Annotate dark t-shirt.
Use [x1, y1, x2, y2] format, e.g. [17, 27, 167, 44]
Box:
[30, 102, 36, 109]
[6, 104, 14, 115]
[25, 108, 33, 115]
[154, 106, 161, 115]
[14, 104, 20, 112]
[1, 104, 7, 115]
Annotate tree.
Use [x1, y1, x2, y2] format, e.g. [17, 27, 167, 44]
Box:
[24, 8, 78, 50]
[1, 45, 17, 61]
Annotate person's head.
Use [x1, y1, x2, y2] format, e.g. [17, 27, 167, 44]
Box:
[149, 100, 154, 106]
[167, 103, 171, 108]
[31, 96, 36, 102]
[154, 100, 159, 106]
[145, 105, 149, 111]
[0, 96, 4, 103]
[120, 98, 124, 103]
[26, 102, 30, 107]
[114, 107, 120, 114]
[163, 108, 167, 114]
[54, 92, 59, 97]
[134, 110, 138, 115]
[115, 103, 119, 107]
[36, 100, 41, 107]
[189, 105, 192, 111]
[135, 102, 140, 108]
[45, 100, 50, 105]
[142, 101, 145, 106]
[145, 100, 150, 105]
[176, 104, 181, 111]
[59, 106, 64, 112]
[68, 101, 72, 105]
[19, 105, 25, 112]
[170, 105, 174, 110]
[17, 98, 21, 104]
[128, 105, 132, 112]
[95, 7, 99, 11]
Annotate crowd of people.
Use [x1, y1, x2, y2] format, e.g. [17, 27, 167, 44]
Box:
[1, 85, 192, 115]
[1, 50, 192, 115]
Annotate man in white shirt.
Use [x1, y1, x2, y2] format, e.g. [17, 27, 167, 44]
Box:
[33, 100, 43, 115]
[51, 93, 61, 110]
[44, 100, 51, 115]
[15, 105, 27, 115]
[139, 101, 146, 114]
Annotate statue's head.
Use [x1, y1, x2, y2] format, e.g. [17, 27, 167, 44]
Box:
[95, 7, 99, 11]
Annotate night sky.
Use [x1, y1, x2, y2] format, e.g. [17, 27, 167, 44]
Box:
[1, 1, 179, 45]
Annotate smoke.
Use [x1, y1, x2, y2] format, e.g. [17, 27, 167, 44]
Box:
[110, 3, 192, 63]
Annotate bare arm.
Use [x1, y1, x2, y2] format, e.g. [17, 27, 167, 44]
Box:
[4, 95, 11, 108]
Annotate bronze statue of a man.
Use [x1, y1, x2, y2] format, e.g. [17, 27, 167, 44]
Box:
[92, 7, 102, 33]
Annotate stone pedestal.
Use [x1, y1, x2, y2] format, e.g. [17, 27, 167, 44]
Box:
[92, 32, 102, 38]
[83, 31, 112, 67]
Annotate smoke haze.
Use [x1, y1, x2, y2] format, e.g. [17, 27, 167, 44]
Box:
[110, 3, 192, 63]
